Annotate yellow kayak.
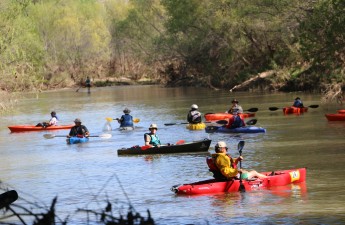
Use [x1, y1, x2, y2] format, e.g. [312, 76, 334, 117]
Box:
[186, 123, 206, 130]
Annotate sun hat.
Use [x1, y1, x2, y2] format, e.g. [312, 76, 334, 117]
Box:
[149, 123, 158, 130]
[123, 108, 131, 114]
[74, 118, 82, 123]
[191, 104, 198, 109]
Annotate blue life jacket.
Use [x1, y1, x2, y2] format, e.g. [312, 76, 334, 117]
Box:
[120, 114, 133, 127]
[144, 133, 161, 146]
[230, 115, 244, 129]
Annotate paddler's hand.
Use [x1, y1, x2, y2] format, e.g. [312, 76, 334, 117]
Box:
[238, 156, 243, 161]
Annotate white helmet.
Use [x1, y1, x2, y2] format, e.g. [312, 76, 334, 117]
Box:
[191, 104, 198, 109]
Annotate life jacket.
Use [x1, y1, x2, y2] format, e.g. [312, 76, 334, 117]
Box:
[206, 155, 237, 180]
[120, 114, 134, 127]
[144, 133, 161, 146]
[230, 115, 244, 129]
[187, 110, 202, 124]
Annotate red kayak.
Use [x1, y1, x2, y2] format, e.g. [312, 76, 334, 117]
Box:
[283, 107, 308, 114]
[337, 109, 345, 114]
[204, 112, 255, 121]
[325, 113, 345, 121]
[171, 168, 306, 195]
[8, 125, 74, 132]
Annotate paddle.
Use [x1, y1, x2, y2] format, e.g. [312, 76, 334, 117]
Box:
[141, 140, 185, 150]
[238, 140, 245, 192]
[43, 133, 112, 139]
[268, 105, 319, 111]
[164, 120, 228, 126]
[106, 117, 140, 123]
[0, 190, 18, 210]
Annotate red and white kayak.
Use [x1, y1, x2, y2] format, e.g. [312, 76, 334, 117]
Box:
[204, 113, 255, 121]
[171, 168, 306, 195]
[283, 107, 308, 114]
[325, 113, 345, 121]
[8, 125, 74, 132]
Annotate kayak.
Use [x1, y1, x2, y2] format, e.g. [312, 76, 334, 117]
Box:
[204, 113, 255, 121]
[117, 139, 211, 155]
[171, 167, 306, 195]
[283, 106, 308, 114]
[325, 113, 345, 121]
[186, 123, 206, 130]
[337, 109, 345, 114]
[66, 137, 89, 144]
[205, 126, 266, 133]
[119, 126, 134, 131]
[8, 125, 74, 132]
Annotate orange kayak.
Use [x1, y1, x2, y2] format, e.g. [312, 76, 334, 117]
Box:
[204, 113, 255, 121]
[283, 106, 308, 114]
[8, 125, 74, 132]
[325, 114, 345, 121]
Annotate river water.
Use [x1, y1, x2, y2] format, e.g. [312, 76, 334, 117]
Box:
[1, 85, 345, 224]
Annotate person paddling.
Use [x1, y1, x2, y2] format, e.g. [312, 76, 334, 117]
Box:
[227, 99, 244, 114]
[67, 118, 89, 138]
[209, 141, 267, 180]
[144, 124, 161, 147]
[187, 104, 202, 124]
[225, 109, 245, 129]
[293, 97, 304, 108]
[116, 108, 134, 130]
[35, 111, 58, 128]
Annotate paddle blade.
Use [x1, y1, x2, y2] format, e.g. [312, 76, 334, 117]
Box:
[43, 134, 55, 139]
[246, 119, 257, 125]
[105, 117, 113, 122]
[268, 107, 279, 111]
[239, 182, 246, 192]
[237, 140, 245, 152]
[308, 104, 319, 108]
[133, 118, 140, 123]
[164, 123, 177, 126]
[245, 107, 259, 112]
[216, 120, 228, 125]
[205, 126, 219, 133]
[0, 190, 18, 210]
[98, 133, 112, 139]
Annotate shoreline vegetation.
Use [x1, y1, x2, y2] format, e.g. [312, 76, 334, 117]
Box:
[1, 0, 344, 111]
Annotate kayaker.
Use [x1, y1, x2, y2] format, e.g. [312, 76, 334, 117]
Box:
[210, 141, 268, 180]
[35, 111, 58, 128]
[144, 124, 161, 147]
[116, 108, 134, 129]
[225, 109, 245, 129]
[227, 99, 244, 114]
[67, 118, 90, 138]
[187, 104, 202, 124]
[293, 97, 304, 108]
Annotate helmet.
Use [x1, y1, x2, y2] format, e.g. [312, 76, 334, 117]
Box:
[216, 141, 227, 148]
[149, 123, 158, 130]
[74, 118, 82, 123]
[123, 108, 131, 114]
[191, 104, 198, 109]
[232, 99, 239, 104]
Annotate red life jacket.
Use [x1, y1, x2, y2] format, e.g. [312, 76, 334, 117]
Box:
[206, 155, 237, 179]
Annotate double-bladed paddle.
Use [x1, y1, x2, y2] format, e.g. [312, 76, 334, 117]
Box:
[43, 133, 112, 139]
[0, 190, 18, 210]
[205, 119, 258, 133]
[106, 117, 140, 123]
[268, 105, 319, 111]
[164, 120, 228, 126]
[205, 107, 259, 115]
[238, 140, 246, 192]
